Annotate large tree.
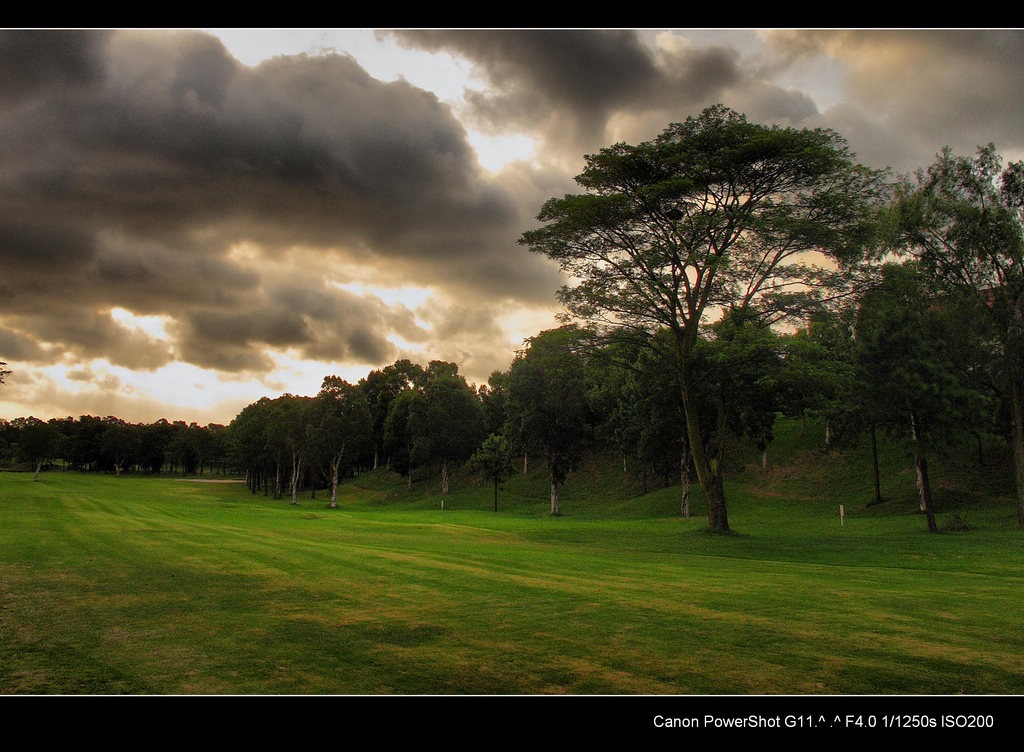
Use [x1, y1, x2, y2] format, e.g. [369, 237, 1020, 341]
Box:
[406, 362, 485, 497]
[14, 417, 60, 480]
[360, 359, 426, 471]
[854, 262, 990, 532]
[520, 104, 885, 531]
[505, 326, 594, 515]
[312, 376, 371, 509]
[890, 144, 1024, 527]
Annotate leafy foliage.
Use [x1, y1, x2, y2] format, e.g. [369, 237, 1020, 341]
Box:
[520, 105, 887, 530]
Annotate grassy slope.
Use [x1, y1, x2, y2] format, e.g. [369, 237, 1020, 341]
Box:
[1, 419, 1021, 695]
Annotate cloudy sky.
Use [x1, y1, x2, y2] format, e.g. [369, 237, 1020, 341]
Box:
[2, 28, 1023, 426]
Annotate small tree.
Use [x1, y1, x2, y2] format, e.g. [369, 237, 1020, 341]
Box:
[469, 433, 515, 512]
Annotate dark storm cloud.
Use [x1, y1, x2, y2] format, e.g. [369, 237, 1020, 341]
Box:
[0, 30, 519, 257]
[6, 309, 174, 371]
[388, 29, 665, 135]
[0, 29, 559, 377]
[0, 29, 111, 105]
[0, 327, 49, 363]
[384, 29, 815, 156]
[168, 274, 426, 373]
[388, 28, 1024, 179]
[44, 311, 172, 370]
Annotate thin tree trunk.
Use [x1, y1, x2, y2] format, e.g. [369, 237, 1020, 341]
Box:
[441, 457, 450, 495]
[329, 457, 340, 509]
[33, 458, 42, 481]
[493, 477, 499, 512]
[1012, 377, 1024, 528]
[870, 422, 883, 504]
[329, 442, 345, 509]
[549, 473, 560, 516]
[680, 431, 690, 518]
[290, 454, 301, 505]
[911, 413, 937, 533]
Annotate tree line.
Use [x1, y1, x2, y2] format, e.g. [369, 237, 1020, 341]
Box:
[4, 106, 1023, 532]
[0, 415, 230, 480]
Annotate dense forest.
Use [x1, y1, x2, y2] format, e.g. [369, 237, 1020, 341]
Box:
[4, 107, 1024, 533]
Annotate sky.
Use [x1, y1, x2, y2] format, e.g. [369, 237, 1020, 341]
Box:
[2, 27, 1024, 426]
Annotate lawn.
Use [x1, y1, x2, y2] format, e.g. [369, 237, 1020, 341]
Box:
[1, 455, 1022, 696]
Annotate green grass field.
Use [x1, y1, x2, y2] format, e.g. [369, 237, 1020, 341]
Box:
[1, 422, 1022, 695]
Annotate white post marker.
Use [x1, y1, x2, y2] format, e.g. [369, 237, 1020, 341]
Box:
[840, 504, 845, 526]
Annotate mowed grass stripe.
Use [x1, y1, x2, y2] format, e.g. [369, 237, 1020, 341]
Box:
[1, 471, 1021, 694]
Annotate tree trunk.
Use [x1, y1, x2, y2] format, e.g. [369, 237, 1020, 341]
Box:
[680, 432, 690, 518]
[441, 457, 450, 495]
[290, 454, 301, 505]
[329, 457, 340, 509]
[493, 477, 499, 512]
[681, 381, 729, 532]
[1012, 377, 1024, 528]
[704, 473, 729, 531]
[870, 422, 883, 504]
[549, 473, 560, 516]
[329, 442, 345, 509]
[33, 458, 42, 481]
[911, 413, 937, 533]
[914, 451, 937, 533]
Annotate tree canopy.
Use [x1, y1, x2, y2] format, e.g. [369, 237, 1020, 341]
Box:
[520, 104, 886, 531]
[890, 143, 1024, 526]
